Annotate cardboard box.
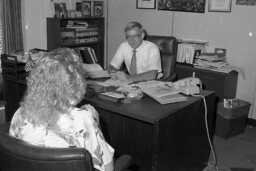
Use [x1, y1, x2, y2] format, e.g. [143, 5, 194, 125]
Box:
[215, 99, 251, 139]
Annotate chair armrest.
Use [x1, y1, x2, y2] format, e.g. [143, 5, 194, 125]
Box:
[114, 154, 132, 171]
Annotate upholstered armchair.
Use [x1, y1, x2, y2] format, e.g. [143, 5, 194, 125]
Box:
[146, 35, 178, 82]
[0, 123, 132, 171]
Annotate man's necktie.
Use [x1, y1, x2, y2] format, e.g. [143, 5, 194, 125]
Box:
[130, 49, 137, 75]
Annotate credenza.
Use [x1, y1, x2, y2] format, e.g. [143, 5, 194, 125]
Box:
[176, 63, 238, 102]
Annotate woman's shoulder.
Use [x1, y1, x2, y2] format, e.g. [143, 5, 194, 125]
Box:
[66, 105, 98, 123]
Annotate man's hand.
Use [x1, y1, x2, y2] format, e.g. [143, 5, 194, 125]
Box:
[110, 71, 132, 81]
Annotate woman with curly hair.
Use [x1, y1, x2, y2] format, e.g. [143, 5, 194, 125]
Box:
[9, 48, 114, 171]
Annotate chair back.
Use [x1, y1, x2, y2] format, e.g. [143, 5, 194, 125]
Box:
[0, 123, 94, 171]
[146, 35, 178, 81]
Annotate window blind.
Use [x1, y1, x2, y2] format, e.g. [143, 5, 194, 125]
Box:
[0, 0, 2, 69]
[0, 0, 2, 54]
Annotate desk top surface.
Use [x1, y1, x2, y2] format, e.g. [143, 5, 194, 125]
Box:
[82, 90, 214, 124]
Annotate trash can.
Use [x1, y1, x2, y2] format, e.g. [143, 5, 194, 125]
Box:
[215, 99, 251, 139]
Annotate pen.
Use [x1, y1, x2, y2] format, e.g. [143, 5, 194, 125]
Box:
[165, 83, 173, 88]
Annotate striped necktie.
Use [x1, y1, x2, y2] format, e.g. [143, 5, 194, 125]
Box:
[130, 49, 137, 75]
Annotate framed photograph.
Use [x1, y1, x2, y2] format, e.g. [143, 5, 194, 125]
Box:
[158, 0, 205, 13]
[81, 1, 91, 16]
[94, 1, 104, 17]
[236, 0, 256, 6]
[137, 0, 156, 9]
[208, 0, 232, 12]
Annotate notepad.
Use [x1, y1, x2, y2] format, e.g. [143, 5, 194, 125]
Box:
[98, 92, 125, 102]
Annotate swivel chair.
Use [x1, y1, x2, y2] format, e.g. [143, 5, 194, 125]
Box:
[146, 35, 178, 82]
[0, 123, 132, 171]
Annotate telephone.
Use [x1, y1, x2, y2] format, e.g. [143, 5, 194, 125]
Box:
[173, 76, 201, 95]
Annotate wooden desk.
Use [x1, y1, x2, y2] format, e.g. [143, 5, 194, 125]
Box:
[81, 90, 215, 171]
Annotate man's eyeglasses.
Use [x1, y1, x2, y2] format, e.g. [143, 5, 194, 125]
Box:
[126, 34, 141, 41]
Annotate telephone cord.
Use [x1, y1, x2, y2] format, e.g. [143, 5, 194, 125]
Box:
[192, 94, 219, 171]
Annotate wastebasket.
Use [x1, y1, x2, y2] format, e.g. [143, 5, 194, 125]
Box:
[215, 99, 251, 139]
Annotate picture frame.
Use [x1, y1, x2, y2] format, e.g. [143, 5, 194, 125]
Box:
[94, 1, 104, 17]
[137, 0, 156, 9]
[158, 0, 205, 13]
[81, 1, 91, 16]
[208, 0, 232, 12]
[236, 0, 256, 6]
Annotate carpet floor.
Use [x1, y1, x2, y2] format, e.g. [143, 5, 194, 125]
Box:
[207, 126, 256, 171]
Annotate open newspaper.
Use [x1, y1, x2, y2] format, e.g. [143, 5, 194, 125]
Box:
[136, 81, 188, 104]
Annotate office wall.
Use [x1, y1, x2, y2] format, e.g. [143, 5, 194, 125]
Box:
[22, 0, 48, 51]
[107, 0, 256, 118]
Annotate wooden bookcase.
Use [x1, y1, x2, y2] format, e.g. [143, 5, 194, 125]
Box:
[176, 63, 238, 102]
[47, 17, 105, 67]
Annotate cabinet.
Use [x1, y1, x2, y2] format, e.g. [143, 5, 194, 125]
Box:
[1, 54, 27, 122]
[176, 63, 238, 102]
[47, 17, 105, 67]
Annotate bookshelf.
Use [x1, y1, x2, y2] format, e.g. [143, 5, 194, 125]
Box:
[47, 17, 104, 67]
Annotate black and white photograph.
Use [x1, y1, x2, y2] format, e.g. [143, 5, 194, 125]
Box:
[94, 1, 104, 17]
[81, 1, 91, 16]
[137, 0, 156, 9]
[158, 0, 205, 13]
[1, 1, 256, 171]
[236, 0, 256, 5]
[208, 0, 232, 12]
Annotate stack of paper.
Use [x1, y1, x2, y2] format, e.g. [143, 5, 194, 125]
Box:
[193, 53, 228, 70]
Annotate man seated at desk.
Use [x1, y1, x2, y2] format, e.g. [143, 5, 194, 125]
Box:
[108, 21, 163, 83]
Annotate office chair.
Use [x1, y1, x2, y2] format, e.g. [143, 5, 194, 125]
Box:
[0, 123, 132, 171]
[146, 35, 178, 82]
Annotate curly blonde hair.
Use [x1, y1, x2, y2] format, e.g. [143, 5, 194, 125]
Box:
[19, 48, 86, 127]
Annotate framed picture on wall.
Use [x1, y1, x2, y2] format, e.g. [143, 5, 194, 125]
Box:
[236, 0, 256, 6]
[158, 0, 205, 13]
[137, 0, 156, 9]
[208, 0, 232, 12]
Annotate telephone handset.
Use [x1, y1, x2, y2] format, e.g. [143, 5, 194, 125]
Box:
[173, 75, 201, 95]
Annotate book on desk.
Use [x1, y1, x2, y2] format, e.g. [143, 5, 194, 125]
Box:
[139, 84, 188, 104]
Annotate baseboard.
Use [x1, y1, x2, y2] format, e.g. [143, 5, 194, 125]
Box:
[247, 118, 256, 126]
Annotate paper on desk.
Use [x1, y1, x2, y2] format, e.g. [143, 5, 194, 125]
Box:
[87, 70, 110, 79]
[82, 63, 110, 79]
[210, 65, 245, 79]
[104, 78, 132, 87]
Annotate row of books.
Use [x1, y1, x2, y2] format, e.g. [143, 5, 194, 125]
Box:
[66, 21, 89, 29]
[61, 27, 99, 45]
[176, 40, 207, 64]
[76, 36, 98, 44]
